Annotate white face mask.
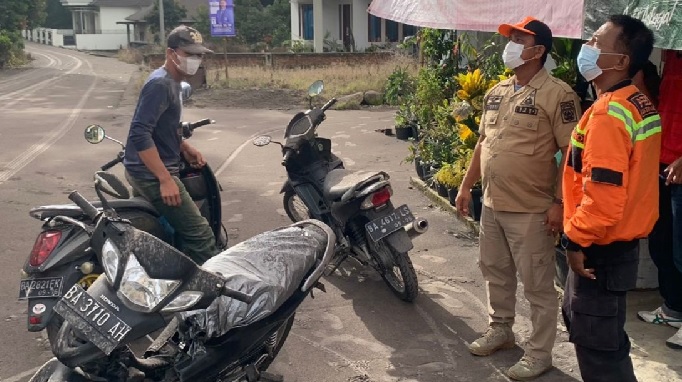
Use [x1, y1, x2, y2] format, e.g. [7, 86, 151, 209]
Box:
[502, 41, 528, 69]
[173, 51, 202, 76]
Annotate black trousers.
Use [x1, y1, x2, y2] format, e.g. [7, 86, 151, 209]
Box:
[561, 243, 639, 382]
[648, 170, 682, 314]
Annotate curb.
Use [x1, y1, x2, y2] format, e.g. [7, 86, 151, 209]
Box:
[409, 177, 480, 235]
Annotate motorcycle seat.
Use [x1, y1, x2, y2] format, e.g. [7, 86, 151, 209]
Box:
[180, 223, 329, 338]
[323, 169, 388, 201]
[29, 197, 159, 220]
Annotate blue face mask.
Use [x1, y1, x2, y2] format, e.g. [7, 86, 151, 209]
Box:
[577, 44, 603, 81]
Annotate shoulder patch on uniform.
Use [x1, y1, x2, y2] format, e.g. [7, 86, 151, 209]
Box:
[485, 95, 504, 111]
[627, 92, 658, 119]
[560, 100, 578, 123]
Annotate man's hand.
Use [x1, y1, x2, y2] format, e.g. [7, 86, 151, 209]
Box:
[545, 203, 563, 236]
[182, 145, 207, 169]
[567, 250, 596, 279]
[455, 187, 472, 216]
[160, 177, 181, 206]
[665, 157, 682, 185]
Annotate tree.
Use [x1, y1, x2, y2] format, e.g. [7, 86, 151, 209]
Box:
[145, 0, 188, 37]
[231, 0, 290, 48]
[43, 0, 72, 29]
[0, 0, 46, 68]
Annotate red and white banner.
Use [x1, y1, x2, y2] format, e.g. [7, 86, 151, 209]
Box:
[368, 0, 585, 39]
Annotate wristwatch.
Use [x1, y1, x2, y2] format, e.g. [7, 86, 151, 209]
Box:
[552, 198, 563, 205]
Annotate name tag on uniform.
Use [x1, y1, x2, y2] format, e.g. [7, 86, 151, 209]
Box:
[514, 105, 538, 116]
[486, 96, 503, 111]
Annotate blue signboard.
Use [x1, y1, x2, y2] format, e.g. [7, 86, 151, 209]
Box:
[210, 0, 235, 37]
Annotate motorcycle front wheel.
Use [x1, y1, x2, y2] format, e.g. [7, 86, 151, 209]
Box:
[282, 190, 311, 223]
[367, 238, 419, 302]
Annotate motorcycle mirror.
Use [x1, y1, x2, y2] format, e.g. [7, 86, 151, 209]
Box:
[308, 80, 324, 97]
[252, 135, 272, 147]
[84, 124, 106, 144]
[181, 81, 192, 102]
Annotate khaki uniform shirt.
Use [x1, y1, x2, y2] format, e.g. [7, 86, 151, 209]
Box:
[479, 68, 580, 213]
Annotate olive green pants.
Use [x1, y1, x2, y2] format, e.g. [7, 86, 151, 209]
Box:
[125, 171, 218, 265]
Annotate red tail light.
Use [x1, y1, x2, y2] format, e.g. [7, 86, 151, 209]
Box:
[371, 187, 392, 207]
[29, 230, 62, 266]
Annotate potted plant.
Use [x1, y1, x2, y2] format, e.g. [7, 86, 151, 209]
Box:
[468, 183, 483, 221]
[434, 163, 464, 205]
[394, 102, 417, 140]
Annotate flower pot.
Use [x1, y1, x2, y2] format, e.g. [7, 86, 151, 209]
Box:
[448, 187, 458, 206]
[414, 157, 425, 179]
[437, 182, 448, 198]
[421, 163, 434, 183]
[410, 124, 419, 140]
[468, 188, 483, 221]
[395, 125, 411, 140]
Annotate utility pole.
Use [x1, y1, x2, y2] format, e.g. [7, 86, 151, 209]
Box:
[159, 0, 166, 43]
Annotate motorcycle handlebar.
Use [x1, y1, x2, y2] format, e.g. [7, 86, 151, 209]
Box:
[221, 287, 254, 304]
[101, 154, 123, 171]
[190, 118, 214, 131]
[68, 191, 99, 221]
[321, 98, 337, 112]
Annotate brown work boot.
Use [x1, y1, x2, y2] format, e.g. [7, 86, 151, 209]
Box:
[468, 322, 515, 356]
[507, 355, 552, 381]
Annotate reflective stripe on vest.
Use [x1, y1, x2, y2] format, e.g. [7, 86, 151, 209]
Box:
[607, 102, 662, 143]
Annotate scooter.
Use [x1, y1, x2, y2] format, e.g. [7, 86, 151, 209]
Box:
[29, 173, 336, 382]
[19, 83, 228, 345]
[253, 80, 429, 302]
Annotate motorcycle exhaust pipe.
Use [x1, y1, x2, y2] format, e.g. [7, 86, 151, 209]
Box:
[404, 218, 429, 238]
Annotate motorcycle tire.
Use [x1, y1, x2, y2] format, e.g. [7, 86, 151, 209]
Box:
[257, 314, 295, 372]
[51, 320, 103, 368]
[28, 358, 75, 382]
[368, 239, 419, 302]
[282, 190, 311, 223]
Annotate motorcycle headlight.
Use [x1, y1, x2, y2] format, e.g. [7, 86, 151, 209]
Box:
[161, 291, 203, 313]
[102, 239, 120, 284]
[118, 254, 180, 312]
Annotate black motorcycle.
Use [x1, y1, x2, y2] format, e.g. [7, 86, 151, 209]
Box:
[19, 84, 228, 346]
[29, 173, 336, 382]
[253, 80, 428, 302]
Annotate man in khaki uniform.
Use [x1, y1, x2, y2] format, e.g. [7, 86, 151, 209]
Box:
[456, 16, 581, 380]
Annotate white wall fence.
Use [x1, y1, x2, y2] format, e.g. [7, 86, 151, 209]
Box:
[23, 28, 127, 51]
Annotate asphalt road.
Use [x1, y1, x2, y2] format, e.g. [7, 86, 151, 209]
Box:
[0, 43, 679, 382]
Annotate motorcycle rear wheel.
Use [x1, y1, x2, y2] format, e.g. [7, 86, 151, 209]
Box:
[368, 239, 419, 302]
[282, 190, 311, 223]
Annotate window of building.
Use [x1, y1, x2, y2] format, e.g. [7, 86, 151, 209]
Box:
[386, 19, 399, 42]
[368, 14, 381, 42]
[300, 4, 314, 40]
[403, 23, 418, 39]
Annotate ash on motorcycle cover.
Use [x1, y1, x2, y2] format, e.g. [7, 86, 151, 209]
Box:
[179, 225, 326, 338]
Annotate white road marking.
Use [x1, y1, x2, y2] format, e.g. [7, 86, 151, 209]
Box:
[214, 127, 282, 176]
[3, 366, 40, 382]
[0, 55, 96, 184]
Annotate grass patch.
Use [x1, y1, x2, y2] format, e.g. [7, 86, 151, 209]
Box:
[117, 48, 144, 65]
[205, 55, 419, 98]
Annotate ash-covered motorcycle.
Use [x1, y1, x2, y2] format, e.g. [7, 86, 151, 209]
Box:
[29, 173, 336, 382]
[253, 80, 428, 302]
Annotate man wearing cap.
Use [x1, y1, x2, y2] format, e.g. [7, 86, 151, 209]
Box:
[123, 25, 218, 265]
[456, 16, 580, 380]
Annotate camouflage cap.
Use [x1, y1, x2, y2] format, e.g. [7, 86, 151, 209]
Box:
[167, 25, 213, 55]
